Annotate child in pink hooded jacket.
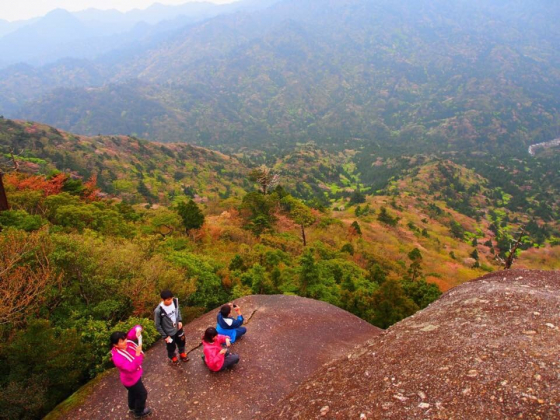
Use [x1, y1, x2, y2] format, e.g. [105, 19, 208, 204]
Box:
[110, 326, 152, 418]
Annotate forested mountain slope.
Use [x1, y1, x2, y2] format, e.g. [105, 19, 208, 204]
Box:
[1, 117, 559, 418]
[3, 0, 559, 151]
[0, 118, 248, 203]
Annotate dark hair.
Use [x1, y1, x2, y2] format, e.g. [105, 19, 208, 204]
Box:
[160, 289, 173, 299]
[220, 305, 231, 318]
[203, 327, 218, 343]
[110, 331, 127, 347]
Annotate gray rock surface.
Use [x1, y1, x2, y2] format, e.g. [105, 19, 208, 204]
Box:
[263, 269, 560, 419]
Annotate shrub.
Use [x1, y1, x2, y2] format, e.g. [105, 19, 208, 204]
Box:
[0, 210, 45, 231]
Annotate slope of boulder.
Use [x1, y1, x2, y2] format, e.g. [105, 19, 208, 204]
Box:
[263, 269, 560, 419]
[51, 294, 382, 419]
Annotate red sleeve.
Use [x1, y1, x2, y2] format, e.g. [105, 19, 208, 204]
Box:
[217, 334, 228, 344]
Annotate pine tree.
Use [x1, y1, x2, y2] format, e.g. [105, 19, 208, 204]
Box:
[299, 249, 318, 295]
[470, 248, 479, 260]
[177, 200, 204, 233]
[350, 220, 362, 235]
[407, 247, 423, 281]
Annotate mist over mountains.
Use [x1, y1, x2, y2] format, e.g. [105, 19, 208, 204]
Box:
[1, 4, 560, 417]
[0, 0, 280, 67]
[1, 0, 559, 155]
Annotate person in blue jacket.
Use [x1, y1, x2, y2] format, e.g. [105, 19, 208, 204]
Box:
[216, 302, 246, 343]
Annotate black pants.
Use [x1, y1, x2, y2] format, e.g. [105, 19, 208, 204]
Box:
[220, 353, 240, 370]
[166, 329, 186, 359]
[125, 378, 147, 416]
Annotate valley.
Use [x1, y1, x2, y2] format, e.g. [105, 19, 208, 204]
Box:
[0, 0, 559, 418]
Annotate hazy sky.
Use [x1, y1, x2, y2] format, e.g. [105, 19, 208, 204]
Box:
[0, 0, 238, 22]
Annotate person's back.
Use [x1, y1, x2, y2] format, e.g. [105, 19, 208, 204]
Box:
[216, 303, 246, 343]
[202, 327, 239, 372]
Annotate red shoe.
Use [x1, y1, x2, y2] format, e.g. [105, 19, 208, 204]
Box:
[170, 356, 179, 365]
[180, 352, 190, 362]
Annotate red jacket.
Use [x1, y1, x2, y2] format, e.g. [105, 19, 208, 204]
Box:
[111, 326, 144, 387]
[203, 334, 228, 371]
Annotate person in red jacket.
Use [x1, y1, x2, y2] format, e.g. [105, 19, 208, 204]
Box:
[110, 326, 152, 418]
[202, 327, 240, 372]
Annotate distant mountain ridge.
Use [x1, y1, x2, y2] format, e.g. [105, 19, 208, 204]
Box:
[2, 0, 559, 155]
[0, 0, 282, 67]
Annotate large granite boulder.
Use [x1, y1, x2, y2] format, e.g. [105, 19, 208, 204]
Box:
[51, 294, 382, 419]
[263, 269, 560, 419]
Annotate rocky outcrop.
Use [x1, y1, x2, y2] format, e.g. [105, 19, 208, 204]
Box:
[263, 269, 560, 419]
[51, 295, 381, 420]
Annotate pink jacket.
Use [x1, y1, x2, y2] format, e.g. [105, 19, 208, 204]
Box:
[111, 326, 144, 387]
[203, 334, 228, 372]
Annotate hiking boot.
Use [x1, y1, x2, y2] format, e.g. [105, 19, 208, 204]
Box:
[180, 352, 189, 362]
[170, 356, 179, 365]
[134, 408, 152, 418]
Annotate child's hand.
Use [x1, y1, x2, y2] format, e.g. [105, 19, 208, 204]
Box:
[226, 338, 231, 347]
[219, 348, 227, 355]
[136, 326, 142, 338]
[165, 336, 173, 343]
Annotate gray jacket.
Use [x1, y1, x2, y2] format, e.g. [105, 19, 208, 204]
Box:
[154, 298, 183, 338]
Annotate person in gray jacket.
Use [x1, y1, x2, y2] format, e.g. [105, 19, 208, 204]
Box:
[154, 290, 189, 364]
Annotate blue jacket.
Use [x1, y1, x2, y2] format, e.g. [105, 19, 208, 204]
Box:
[216, 313, 244, 343]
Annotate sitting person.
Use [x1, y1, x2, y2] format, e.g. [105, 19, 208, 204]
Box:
[110, 326, 152, 419]
[216, 302, 247, 343]
[202, 327, 240, 372]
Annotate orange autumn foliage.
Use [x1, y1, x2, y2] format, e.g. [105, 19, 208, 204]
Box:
[0, 229, 60, 325]
[82, 174, 101, 202]
[5, 172, 67, 196]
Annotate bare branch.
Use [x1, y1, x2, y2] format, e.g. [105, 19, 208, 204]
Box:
[0, 229, 59, 325]
[250, 165, 280, 195]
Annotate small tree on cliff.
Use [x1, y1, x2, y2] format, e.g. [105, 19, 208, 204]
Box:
[499, 228, 526, 269]
[177, 200, 204, 233]
[407, 247, 423, 281]
[249, 165, 279, 195]
[282, 196, 315, 246]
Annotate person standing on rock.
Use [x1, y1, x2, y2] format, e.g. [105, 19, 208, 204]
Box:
[216, 302, 246, 343]
[154, 290, 189, 364]
[110, 326, 152, 418]
[202, 327, 240, 372]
